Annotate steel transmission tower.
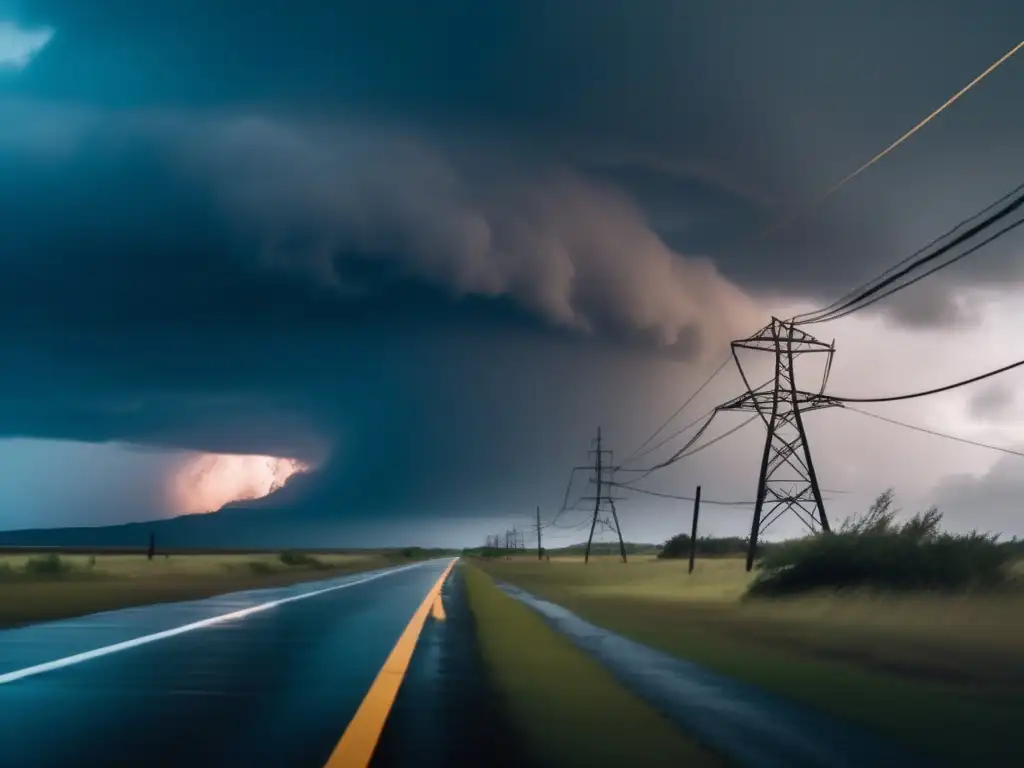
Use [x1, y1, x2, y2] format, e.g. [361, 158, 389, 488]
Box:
[720, 318, 842, 571]
[579, 427, 628, 564]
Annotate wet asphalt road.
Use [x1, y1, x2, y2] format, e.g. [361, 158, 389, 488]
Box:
[373, 566, 538, 768]
[0, 559, 504, 768]
[0, 556, 960, 768]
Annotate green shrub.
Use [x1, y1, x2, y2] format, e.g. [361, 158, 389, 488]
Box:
[248, 560, 278, 575]
[278, 550, 324, 568]
[24, 553, 75, 576]
[659, 535, 748, 559]
[749, 489, 1016, 596]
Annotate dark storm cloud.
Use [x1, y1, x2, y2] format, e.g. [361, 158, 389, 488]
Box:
[11, 0, 1023, 299]
[0, 100, 760, 348]
[0, 315, 714, 524]
[3, 0, 1024, 537]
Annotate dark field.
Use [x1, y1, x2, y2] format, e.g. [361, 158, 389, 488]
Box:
[475, 554, 1024, 766]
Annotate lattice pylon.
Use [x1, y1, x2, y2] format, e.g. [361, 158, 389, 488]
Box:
[720, 317, 842, 571]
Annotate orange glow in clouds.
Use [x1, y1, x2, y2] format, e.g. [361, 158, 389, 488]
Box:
[169, 453, 310, 515]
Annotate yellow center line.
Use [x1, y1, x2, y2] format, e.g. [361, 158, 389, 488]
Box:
[324, 557, 458, 768]
[431, 593, 446, 622]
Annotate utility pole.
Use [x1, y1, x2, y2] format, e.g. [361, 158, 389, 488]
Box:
[720, 318, 842, 571]
[688, 485, 701, 575]
[147, 531, 155, 561]
[536, 505, 543, 560]
[579, 427, 628, 564]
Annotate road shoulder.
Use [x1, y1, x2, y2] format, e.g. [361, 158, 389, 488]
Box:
[463, 564, 725, 768]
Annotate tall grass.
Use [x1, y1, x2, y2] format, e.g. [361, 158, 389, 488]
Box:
[749, 489, 1019, 596]
[658, 535, 785, 559]
[464, 565, 724, 766]
[0, 553, 92, 581]
[278, 550, 326, 568]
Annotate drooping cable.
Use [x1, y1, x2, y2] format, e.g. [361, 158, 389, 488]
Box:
[820, 356, 1024, 403]
[792, 180, 1024, 324]
[619, 356, 732, 467]
[794, 183, 1024, 325]
[734, 38, 1024, 251]
[843, 406, 1024, 458]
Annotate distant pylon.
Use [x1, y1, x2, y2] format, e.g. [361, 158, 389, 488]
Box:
[578, 427, 628, 564]
[720, 318, 842, 571]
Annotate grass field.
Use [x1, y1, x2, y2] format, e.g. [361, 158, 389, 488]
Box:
[462, 563, 725, 768]
[0, 550, 420, 629]
[475, 554, 1024, 766]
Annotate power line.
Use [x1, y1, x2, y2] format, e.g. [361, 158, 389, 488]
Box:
[612, 483, 845, 505]
[793, 179, 1024, 324]
[820, 355, 1024, 403]
[679, 414, 759, 459]
[617, 410, 721, 486]
[623, 377, 773, 469]
[542, 497, 595, 531]
[795, 180, 1024, 324]
[748, 37, 1024, 249]
[843, 406, 1024, 459]
[802, 215, 1024, 325]
[611, 483, 754, 506]
[547, 465, 591, 530]
[622, 408, 718, 465]
[619, 355, 732, 466]
[617, 411, 759, 489]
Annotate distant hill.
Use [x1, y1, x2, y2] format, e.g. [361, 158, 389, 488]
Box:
[0, 505, 426, 551]
[0, 465, 444, 550]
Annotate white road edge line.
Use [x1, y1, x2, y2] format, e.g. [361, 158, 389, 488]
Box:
[0, 560, 433, 686]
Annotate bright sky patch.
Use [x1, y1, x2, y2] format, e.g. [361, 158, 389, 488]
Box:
[0, 21, 54, 70]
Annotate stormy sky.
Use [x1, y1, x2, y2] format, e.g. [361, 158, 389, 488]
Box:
[2, 1, 1024, 548]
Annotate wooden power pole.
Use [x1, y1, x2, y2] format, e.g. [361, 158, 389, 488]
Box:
[536, 506, 543, 560]
[688, 485, 701, 574]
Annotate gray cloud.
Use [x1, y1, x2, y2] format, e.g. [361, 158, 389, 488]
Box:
[11, 0, 1024, 323]
[0, 102, 761, 354]
[172, 114, 763, 352]
[882, 281, 984, 330]
[930, 455, 1024, 537]
[968, 384, 1021, 421]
